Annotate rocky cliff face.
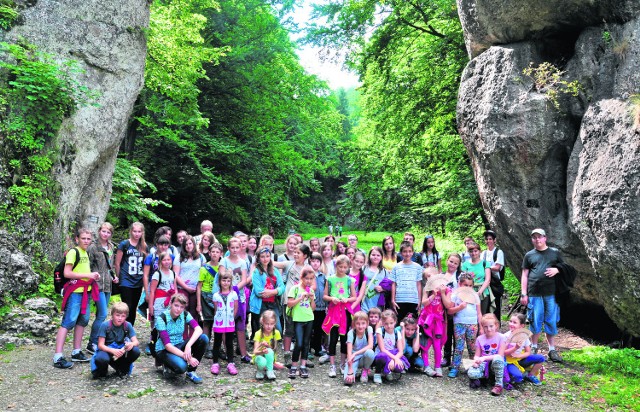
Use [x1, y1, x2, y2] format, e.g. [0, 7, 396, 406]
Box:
[1, 0, 149, 259]
[457, 0, 640, 336]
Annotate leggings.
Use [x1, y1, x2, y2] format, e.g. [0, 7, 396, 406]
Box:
[453, 323, 478, 369]
[396, 302, 417, 324]
[422, 335, 443, 368]
[468, 358, 505, 387]
[255, 348, 275, 371]
[311, 310, 326, 354]
[328, 326, 347, 356]
[119, 286, 143, 326]
[443, 315, 454, 362]
[293, 321, 313, 362]
[213, 332, 235, 363]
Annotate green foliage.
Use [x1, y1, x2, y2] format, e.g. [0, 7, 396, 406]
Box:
[0, 1, 18, 30]
[522, 62, 582, 110]
[564, 346, 640, 409]
[107, 158, 171, 225]
[308, 0, 483, 234]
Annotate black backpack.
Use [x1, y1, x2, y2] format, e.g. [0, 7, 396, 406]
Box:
[53, 247, 80, 294]
[493, 248, 506, 281]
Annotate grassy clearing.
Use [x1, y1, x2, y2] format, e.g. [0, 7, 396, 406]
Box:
[561, 346, 640, 410]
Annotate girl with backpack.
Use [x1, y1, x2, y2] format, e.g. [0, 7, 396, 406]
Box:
[420, 235, 442, 272]
[149, 252, 183, 320]
[115, 222, 148, 325]
[461, 242, 492, 315]
[174, 235, 205, 330]
[373, 310, 409, 383]
[196, 242, 223, 359]
[361, 247, 388, 313]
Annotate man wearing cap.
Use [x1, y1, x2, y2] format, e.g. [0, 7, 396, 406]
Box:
[482, 230, 505, 319]
[520, 228, 564, 362]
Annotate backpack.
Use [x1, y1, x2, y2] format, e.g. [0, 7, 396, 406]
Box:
[493, 248, 506, 281]
[104, 320, 131, 345]
[149, 311, 187, 358]
[54, 247, 80, 294]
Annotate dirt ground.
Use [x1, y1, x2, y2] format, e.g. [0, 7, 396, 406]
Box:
[0, 315, 593, 412]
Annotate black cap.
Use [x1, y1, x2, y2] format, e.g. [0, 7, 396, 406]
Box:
[483, 230, 497, 239]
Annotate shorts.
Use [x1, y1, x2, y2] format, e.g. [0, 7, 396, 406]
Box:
[201, 292, 215, 321]
[527, 294, 559, 336]
[283, 312, 295, 338]
[61, 292, 91, 329]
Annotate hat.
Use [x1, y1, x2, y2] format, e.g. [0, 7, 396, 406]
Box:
[531, 228, 546, 237]
[483, 230, 496, 239]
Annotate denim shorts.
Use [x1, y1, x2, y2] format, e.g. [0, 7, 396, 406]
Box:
[61, 292, 91, 329]
[527, 294, 559, 335]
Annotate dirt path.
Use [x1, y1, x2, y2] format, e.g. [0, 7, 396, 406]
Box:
[0, 320, 592, 412]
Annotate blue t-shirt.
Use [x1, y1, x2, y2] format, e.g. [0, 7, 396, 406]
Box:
[389, 262, 422, 304]
[97, 320, 136, 346]
[118, 240, 146, 288]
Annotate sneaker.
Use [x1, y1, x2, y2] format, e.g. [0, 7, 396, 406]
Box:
[448, 368, 458, 378]
[186, 371, 203, 384]
[373, 373, 382, 384]
[210, 363, 220, 375]
[204, 349, 213, 359]
[71, 351, 89, 362]
[491, 385, 503, 396]
[299, 366, 309, 379]
[256, 370, 265, 380]
[328, 364, 337, 378]
[86, 342, 97, 354]
[227, 363, 238, 375]
[308, 353, 314, 360]
[318, 354, 330, 364]
[306, 359, 314, 368]
[53, 357, 73, 369]
[441, 357, 451, 368]
[162, 366, 176, 379]
[360, 369, 369, 383]
[469, 379, 481, 389]
[548, 349, 563, 363]
[435, 368, 443, 377]
[288, 366, 298, 379]
[423, 365, 436, 377]
[284, 351, 292, 368]
[240, 355, 252, 364]
[392, 372, 402, 381]
[266, 370, 277, 380]
[525, 374, 542, 386]
[144, 343, 152, 356]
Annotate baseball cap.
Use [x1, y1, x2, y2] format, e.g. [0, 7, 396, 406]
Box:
[531, 228, 546, 237]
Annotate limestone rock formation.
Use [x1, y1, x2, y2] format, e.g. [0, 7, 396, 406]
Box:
[0, 230, 37, 298]
[0, 0, 149, 255]
[457, 2, 640, 336]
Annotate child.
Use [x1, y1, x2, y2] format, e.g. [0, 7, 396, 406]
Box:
[256, 235, 276, 260]
[320, 242, 336, 276]
[361, 247, 388, 313]
[250, 247, 285, 335]
[420, 235, 441, 272]
[287, 267, 316, 379]
[86, 222, 116, 354]
[141, 235, 174, 322]
[346, 246, 357, 263]
[382, 236, 398, 272]
[335, 241, 348, 256]
[218, 237, 250, 363]
[174, 235, 205, 327]
[210, 272, 239, 375]
[446, 272, 483, 378]
[368, 307, 382, 331]
[309, 253, 328, 362]
[309, 237, 321, 254]
[114, 222, 148, 325]
[198, 231, 216, 263]
[252, 310, 282, 380]
[441, 253, 462, 367]
[398, 315, 423, 372]
[344, 311, 375, 385]
[459, 236, 475, 263]
[273, 244, 311, 367]
[504, 313, 545, 386]
[421, 267, 439, 291]
[467, 313, 506, 396]
[196, 242, 223, 358]
[322, 255, 357, 377]
[390, 241, 423, 321]
[53, 227, 101, 368]
[461, 241, 492, 314]
[278, 234, 299, 262]
[373, 310, 409, 383]
[418, 283, 448, 377]
[91, 302, 140, 378]
[155, 293, 209, 384]
[149, 252, 183, 321]
[349, 251, 367, 313]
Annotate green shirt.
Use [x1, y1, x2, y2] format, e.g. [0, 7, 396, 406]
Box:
[198, 264, 218, 293]
[287, 284, 314, 322]
[327, 275, 352, 299]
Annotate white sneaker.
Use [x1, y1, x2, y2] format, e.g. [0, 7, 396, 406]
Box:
[266, 370, 276, 380]
[373, 373, 382, 384]
[328, 364, 337, 378]
[435, 367, 443, 377]
[424, 365, 436, 377]
[318, 354, 330, 364]
[256, 370, 265, 380]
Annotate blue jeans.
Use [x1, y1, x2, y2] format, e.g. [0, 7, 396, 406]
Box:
[157, 335, 209, 374]
[89, 292, 111, 345]
[61, 293, 91, 329]
[527, 295, 559, 335]
[91, 344, 140, 377]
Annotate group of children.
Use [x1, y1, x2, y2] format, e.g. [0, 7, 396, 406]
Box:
[53, 222, 544, 395]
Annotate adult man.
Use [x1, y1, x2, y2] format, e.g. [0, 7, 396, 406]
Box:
[193, 220, 213, 245]
[520, 228, 564, 362]
[481, 230, 505, 319]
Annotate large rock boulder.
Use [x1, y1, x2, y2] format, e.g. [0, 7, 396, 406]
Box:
[457, 0, 640, 57]
[457, 8, 640, 337]
[0, 0, 149, 255]
[0, 230, 38, 298]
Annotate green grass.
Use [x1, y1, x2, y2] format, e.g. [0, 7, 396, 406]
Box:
[126, 387, 156, 399]
[563, 346, 640, 410]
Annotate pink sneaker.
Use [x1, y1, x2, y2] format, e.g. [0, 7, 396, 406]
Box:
[210, 363, 220, 375]
[360, 369, 369, 383]
[227, 363, 238, 375]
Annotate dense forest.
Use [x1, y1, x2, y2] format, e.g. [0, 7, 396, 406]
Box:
[109, 0, 483, 236]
